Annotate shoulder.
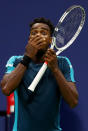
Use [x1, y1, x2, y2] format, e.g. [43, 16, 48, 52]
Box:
[5, 55, 23, 74]
[57, 56, 75, 82]
[57, 56, 71, 65]
[6, 55, 23, 67]
[57, 55, 70, 62]
[57, 56, 74, 74]
[57, 56, 72, 66]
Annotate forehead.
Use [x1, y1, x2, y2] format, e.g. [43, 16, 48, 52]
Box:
[31, 23, 50, 31]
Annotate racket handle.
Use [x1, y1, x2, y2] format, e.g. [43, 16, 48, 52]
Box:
[28, 62, 48, 92]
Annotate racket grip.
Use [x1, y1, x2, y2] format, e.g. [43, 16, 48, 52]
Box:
[28, 62, 48, 92]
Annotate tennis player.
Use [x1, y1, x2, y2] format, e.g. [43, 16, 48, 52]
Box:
[1, 17, 78, 131]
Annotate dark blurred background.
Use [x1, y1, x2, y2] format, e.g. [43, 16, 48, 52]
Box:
[0, 0, 88, 131]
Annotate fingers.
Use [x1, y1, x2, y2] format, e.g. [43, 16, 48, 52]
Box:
[44, 49, 55, 61]
[44, 49, 58, 72]
[29, 36, 46, 45]
[35, 38, 46, 45]
[45, 49, 56, 57]
[28, 36, 47, 51]
[25, 36, 47, 58]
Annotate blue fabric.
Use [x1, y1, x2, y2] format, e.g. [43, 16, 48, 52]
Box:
[13, 90, 18, 131]
[58, 56, 75, 82]
[5, 55, 75, 131]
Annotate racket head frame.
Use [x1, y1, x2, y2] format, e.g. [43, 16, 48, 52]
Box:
[50, 5, 86, 56]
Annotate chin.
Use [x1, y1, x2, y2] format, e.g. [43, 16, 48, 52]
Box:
[36, 49, 46, 59]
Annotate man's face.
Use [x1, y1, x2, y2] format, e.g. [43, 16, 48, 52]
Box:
[30, 23, 52, 50]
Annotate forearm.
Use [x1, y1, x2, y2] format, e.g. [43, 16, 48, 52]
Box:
[1, 63, 27, 96]
[52, 67, 78, 108]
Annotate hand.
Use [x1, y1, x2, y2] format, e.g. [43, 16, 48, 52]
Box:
[25, 36, 46, 59]
[44, 49, 59, 72]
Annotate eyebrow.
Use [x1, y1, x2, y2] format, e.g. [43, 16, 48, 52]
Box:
[31, 27, 50, 31]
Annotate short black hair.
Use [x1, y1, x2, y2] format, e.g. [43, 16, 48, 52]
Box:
[29, 17, 54, 36]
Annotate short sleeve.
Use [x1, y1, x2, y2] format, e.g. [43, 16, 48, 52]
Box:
[5, 56, 17, 74]
[5, 56, 22, 74]
[62, 57, 76, 82]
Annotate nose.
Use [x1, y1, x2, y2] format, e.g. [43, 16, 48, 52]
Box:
[36, 32, 41, 37]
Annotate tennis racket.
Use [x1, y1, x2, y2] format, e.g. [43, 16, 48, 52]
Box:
[28, 5, 86, 92]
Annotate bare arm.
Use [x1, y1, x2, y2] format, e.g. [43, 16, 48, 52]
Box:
[44, 49, 79, 108]
[52, 68, 78, 108]
[1, 35, 47, 96]
[1, 63, 27, 96]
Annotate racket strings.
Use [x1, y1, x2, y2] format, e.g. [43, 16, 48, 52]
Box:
[55, 7, 84, 49]
[61, 9, 82, 39]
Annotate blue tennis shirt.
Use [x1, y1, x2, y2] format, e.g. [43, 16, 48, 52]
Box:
[5, 56, 75, 131]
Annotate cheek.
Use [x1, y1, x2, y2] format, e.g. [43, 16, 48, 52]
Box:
[29, 35, 35, 39]
[45, 36, 51, 43]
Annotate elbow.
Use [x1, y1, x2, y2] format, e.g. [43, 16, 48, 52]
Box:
[69, 94, 79, 108]
[69, 99, 78, 108]
[70, 92, 79, 108]
[2, 87, 11, 96]
[1, 81, 10, 96]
